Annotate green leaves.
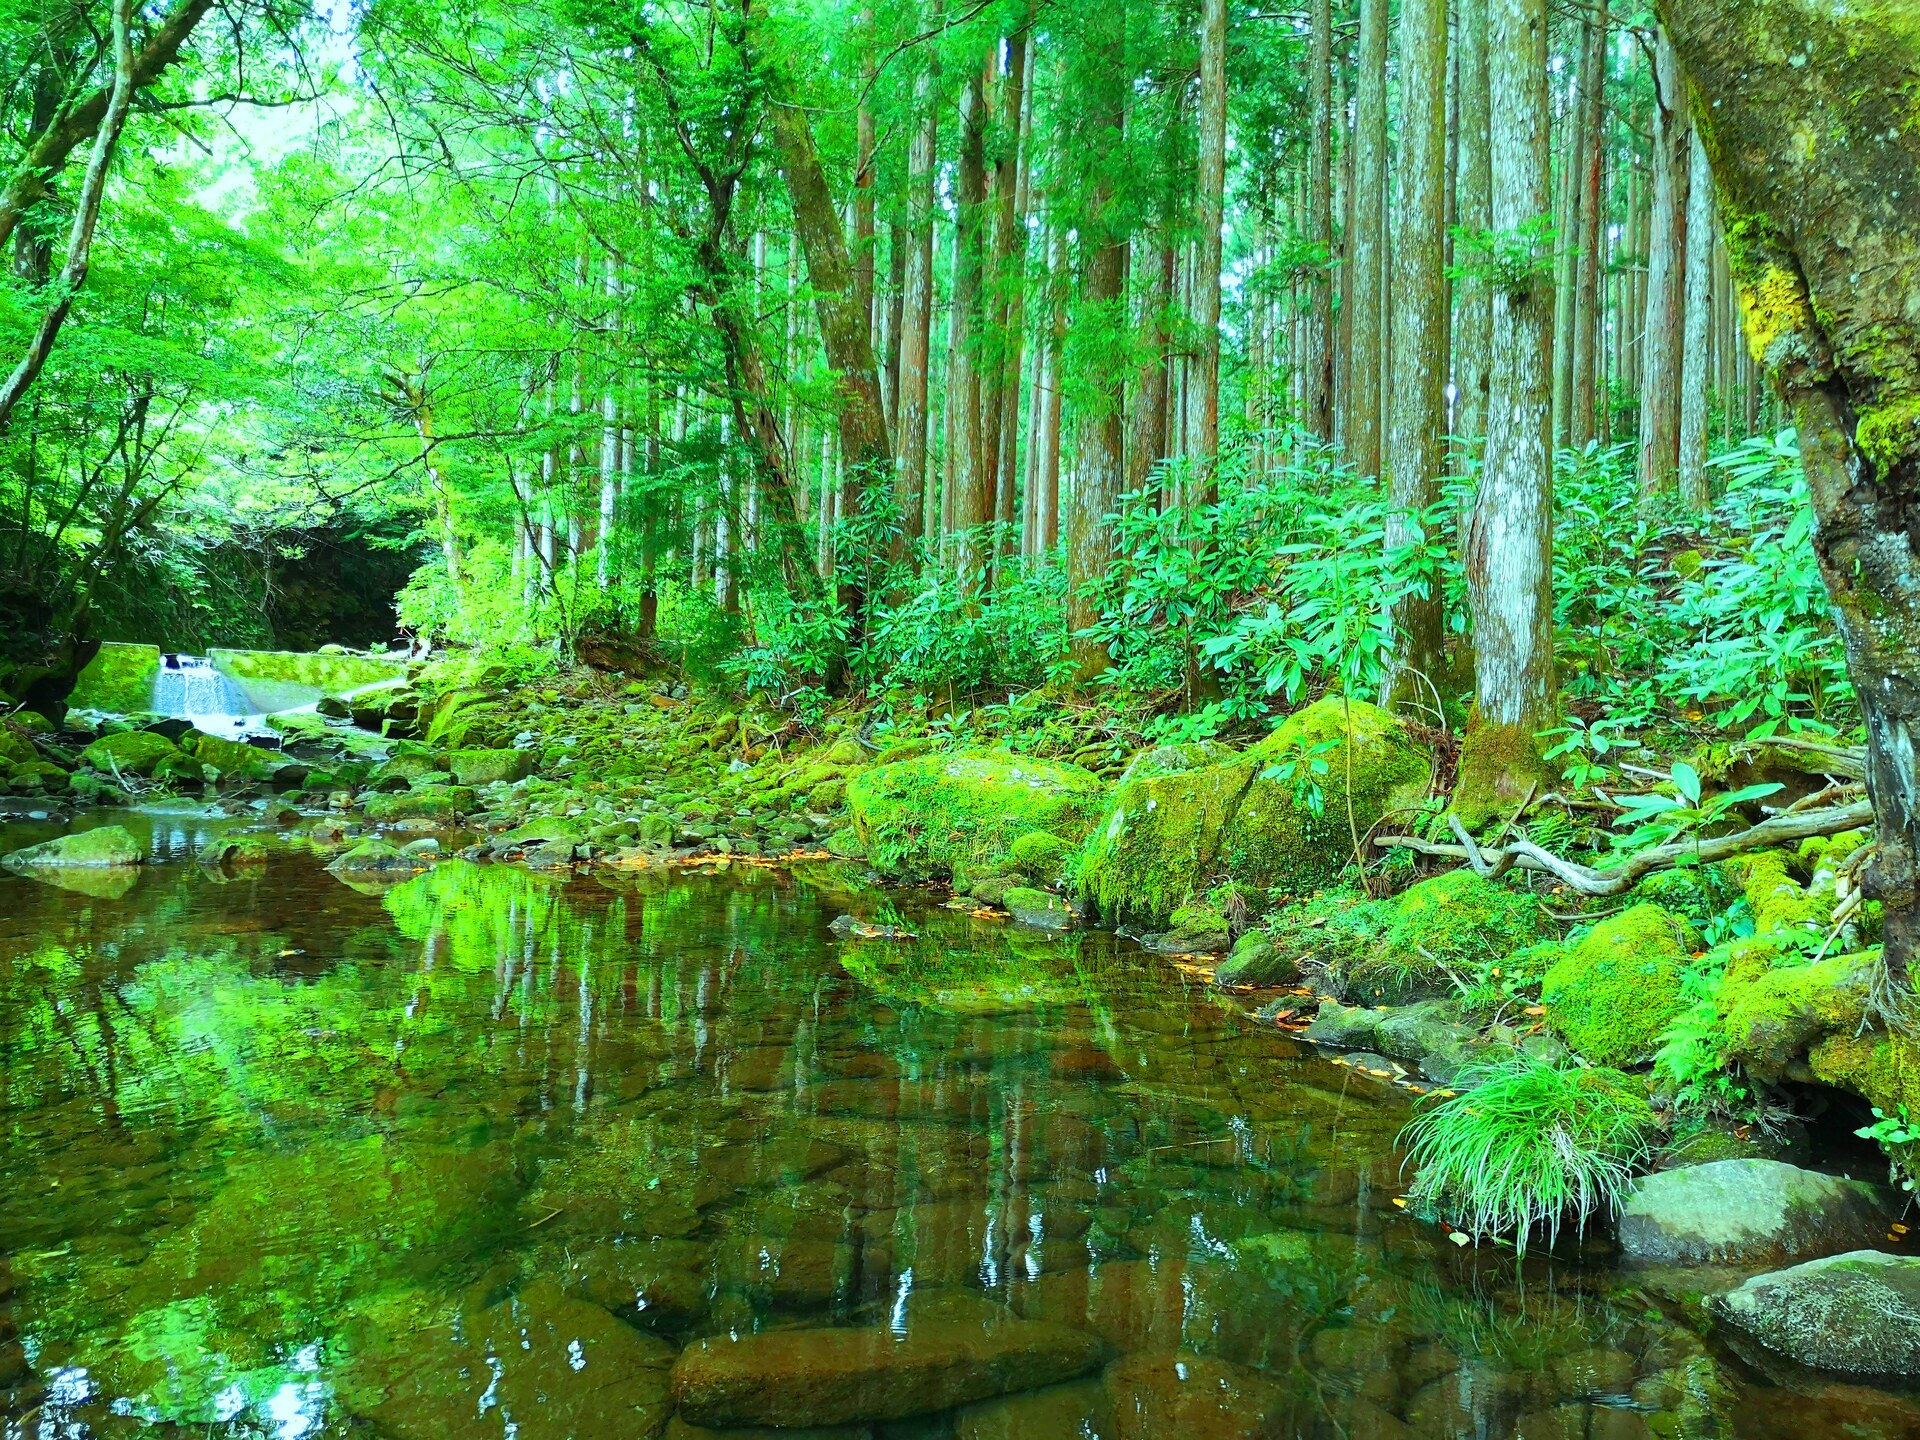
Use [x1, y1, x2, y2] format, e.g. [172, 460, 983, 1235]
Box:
[1611, 765, 1784, 853]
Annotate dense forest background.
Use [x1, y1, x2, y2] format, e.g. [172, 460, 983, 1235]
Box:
[0, 0, 1841, 778]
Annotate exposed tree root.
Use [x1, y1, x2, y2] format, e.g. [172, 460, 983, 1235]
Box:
[1375, 798, 1876, 896]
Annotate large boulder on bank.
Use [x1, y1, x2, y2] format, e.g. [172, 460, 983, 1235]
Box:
[3, 824, 142, 869]
[1328, 868, 1552, 1005]
[1619, 1160, 1895, 1267]
[1542, 903, 1698, 1066]
[846, 749, 1106, 885]
[1716, 950, 1876, 1082]
[1078, 697, 1429, 925]
[80, 729, 182, 777]
[1714, 1252, 1920, 1375]
[667, 1292, 1104, 1428]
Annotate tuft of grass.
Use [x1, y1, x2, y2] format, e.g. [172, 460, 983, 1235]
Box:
[1399, 1055, 1657, 1254]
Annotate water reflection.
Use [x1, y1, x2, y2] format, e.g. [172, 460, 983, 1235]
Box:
[0, 846, 1911, 1438]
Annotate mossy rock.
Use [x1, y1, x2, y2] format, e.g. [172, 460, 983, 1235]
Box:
[1332, 868, 1554, 1006]
[1215, 929, 1300, 987]
[369, 752, 448, 786]
[1078, 697, 1430, 926]
[9, 760, 68, 789]
[327, 839, 430, 875]
[1009, 829, 1075, 881]
[1149, 902, 1232, 954]
[807, 777, 848, 810]
[0, 730, 37, 766]
[80, 730, 183, 777]
[2, 824, 142, 869]
[9, 711, 52, 734]
[182, 731, 275, 780]
[1004, 887, 1074, 932]
[1258, 887, 1396, 988]
[503, 816, 587, 846]
[1542, 903, 1701, 1066]
[846, 749, 1106, 885]
[1716, 950, 1876, 1082]
[447, 748, 535, 786]
[68, 642, 162, 713]
[1812, 1022, 1920, 1130]
[363, 786, 476, 823]
[1737, 850, 1833, 938]
[153, 752, 209, 786]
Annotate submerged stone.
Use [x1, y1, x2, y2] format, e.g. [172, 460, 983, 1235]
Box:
[667, 1291, 1104, 1428]
[1714, 1251, 1920, 1375]
[338, 1279, 676, 1439]
[1619, 1159, 1894, 1267]
[1104, 1351, 1301, 1440]
[327, 839, 431, 875]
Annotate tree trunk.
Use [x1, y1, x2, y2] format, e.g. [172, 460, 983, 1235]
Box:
[1384, 0, 1449, 707]
[1452, 0, 1492, 451]
[951, 59, 993, 577]
[894, 16, 941, 565]
[1569, 0, 1607, 448]
[1188, 0, 1229, 497]
[1457, 0, 1555, 825]
[1636, 29, 1689, 500]
[1349, 0, 1390, 480]
[1676, 125, 1715, 510]
[1656, 0, 1920, 984]
[1128, 240, 1175, 493]
[1300, 0, 1334, 443]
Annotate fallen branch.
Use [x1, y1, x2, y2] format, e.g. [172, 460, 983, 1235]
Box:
[1746, 735, 1866, 780]
[1380, 798, 1876, 896]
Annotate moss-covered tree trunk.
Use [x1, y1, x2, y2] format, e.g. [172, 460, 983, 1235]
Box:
[1658, 0, 1920, 980]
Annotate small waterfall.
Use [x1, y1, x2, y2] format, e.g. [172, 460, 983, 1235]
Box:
[151, 655, 254, 725]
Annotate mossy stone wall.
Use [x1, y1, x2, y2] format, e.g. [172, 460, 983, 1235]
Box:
[68, 643, 163, 713]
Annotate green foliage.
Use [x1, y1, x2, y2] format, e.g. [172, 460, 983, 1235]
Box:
[1610, 760, 1783, 853]
[1401, 1056, 1657, 1253]
[1856, 1105, 1920, 1195]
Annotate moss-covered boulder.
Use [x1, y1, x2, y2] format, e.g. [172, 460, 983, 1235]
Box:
[3, 824, 142, 869]
[1714, 1252, 1920, 1376]
[367, 752, 447, 786]
[846, 749, 1106, 885]
[363, 786, 476, 823]
[80, 729, 183, 777]
[1009, 829, 1075, 881]
[327, 839, 431, 875]
[1542, 903, 1700, 1066]
[447, 748, 534, 786]
[1810, 1027, 1920, 1123]
[68, 642, 162, 713]
[153, 751, 209, 786]
[182, 731, 274, 780]
[1213, 929, 1299, 987]
[0, 729, 36, 766]
[1078, 697, 1430, 925]
[1144, 903, 1232, 954]
[9, 711, 52, 734]
[1717, 951, 1875, 1082]
[9, 760, 68, 789]
[1004, 886, 1074, 932]
[1331, 868, 1553, 1006]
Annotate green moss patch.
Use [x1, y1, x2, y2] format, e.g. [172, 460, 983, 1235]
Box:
[846, 749, 1106, 885]
[3, 824, 143, 869]
[1543, 903, 1700, 1067]
[210, 649, 407, 713]
[182, 732, 275, 780]
[1078, 696, 1430, 925]
[80, 730, 183, 777]
[1717, 951, 1876, 1082]
[1335, 869, 1554, 1006]
[446, 748, 534, 786]
[69, 643, 163, 714]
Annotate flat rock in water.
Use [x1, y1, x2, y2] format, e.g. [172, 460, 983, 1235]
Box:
[2, 824, 142, 868]
[338, 1279, 676, 1439]
[1619, 1159, 1894, 1267]
[1104, 1352, 1301, 1439]
[953, 1378, 1111, 1439]
[667, 1291, 1104, 1428]
[1714, 1251, 1920, 1375]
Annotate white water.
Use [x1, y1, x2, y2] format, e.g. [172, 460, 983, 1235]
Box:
[151, 656, 261, 734]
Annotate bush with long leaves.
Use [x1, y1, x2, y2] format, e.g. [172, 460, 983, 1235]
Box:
[1399, 1055, 1657, 1254]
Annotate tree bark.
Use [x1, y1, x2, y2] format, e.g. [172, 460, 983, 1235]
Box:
[1452, 0, 1492, 450]
[1384, 0, 1449, 707]
[1569, 0, 1608, 448]
[1349, 0, 1390, 480]
[950, 59, 993, 577]
[1455, 0, 1555, 825]
[1676, 125, 1715, 510]
[1636, 28, 1689, 500]
[894, 11, 942, 565]
[1188, 0, 1229, 496]
[1301, 0, 1335, 443]
[1657, 0, 1920, 985]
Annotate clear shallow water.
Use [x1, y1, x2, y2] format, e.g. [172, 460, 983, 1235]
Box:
[1, 817, 1916, 1439]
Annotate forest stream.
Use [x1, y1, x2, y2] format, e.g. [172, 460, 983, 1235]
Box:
[3, 811, 1917, 1440]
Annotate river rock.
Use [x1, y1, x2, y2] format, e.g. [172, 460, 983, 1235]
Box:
[953, 1378, 1111, 1439]
[79, 730, 181, 776]
[2, 824, 142, 868]
[667, 1291, 1104, 1428]
[1304, 1000, 1383, 1050]
[327, 839, 431, 876]
[1714, 1251, 1920, 1374]
[338, 1279, 675, 1439]
[1004, 886, 1074, 931]
[1618, 1160, 1894, 1267]
[1104, 1352, 1301, 1439]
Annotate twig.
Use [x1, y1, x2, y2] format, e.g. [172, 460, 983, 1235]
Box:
[1378, 798, 1875, 897]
